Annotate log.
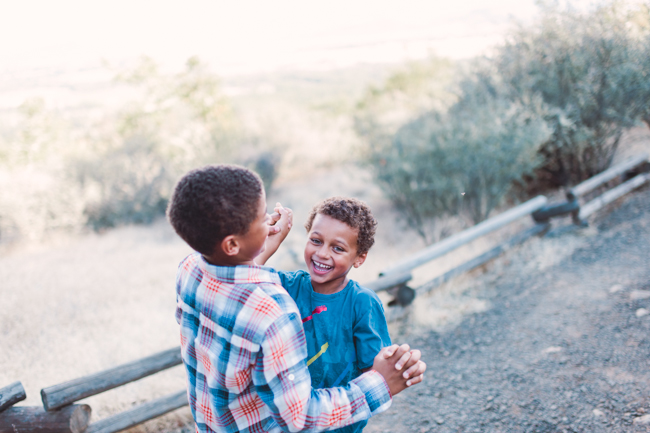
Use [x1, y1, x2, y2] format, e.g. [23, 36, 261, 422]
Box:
[0, 381, 26, 413]
[85, 390, 188, 433]
[381, 195, 548, 276]
[578, 173, 650, 221]
[41, 347, 182, 411]
[416, 223, 550, 295]
[532, 200, 580, 222]
[0, 405, 91, 433]
[567, 154, 648, 200]
[387, 284, 416, 307]
[364, 271, 412, 293]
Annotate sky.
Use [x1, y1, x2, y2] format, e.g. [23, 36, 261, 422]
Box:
[0, 0, 599, 77]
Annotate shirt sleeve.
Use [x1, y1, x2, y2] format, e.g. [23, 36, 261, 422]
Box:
[175, 262, 183, 325]
[353, 291, 392, 370]
[252, 308, 392, 432]
[277, 270, 304, 302]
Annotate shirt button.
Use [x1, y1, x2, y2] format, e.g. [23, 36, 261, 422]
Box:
[288, 374, 295, 381]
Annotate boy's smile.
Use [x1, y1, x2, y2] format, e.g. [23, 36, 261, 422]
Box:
[304, 214, 367, 295]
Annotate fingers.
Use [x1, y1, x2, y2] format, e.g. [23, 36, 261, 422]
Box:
[393, 344, 411, 370]
[381, 344, 400, 359]
[268, 225, 281, 235]
[268, 212, 281, 226]
[405, 361, 426, 386]
[406, 371, 425, 387]
[401, 350, 422, 378]
[272, 203, 293, 230]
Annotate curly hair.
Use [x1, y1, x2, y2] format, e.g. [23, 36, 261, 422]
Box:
[167, 164, 263, 256]
[305, 197, 377, 255]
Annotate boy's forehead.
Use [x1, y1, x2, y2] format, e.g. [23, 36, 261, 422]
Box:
[311, 214, 359, 239]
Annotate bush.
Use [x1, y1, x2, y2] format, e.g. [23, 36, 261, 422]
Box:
[0, 57, 244, 241]
[77, 56, 239, 230]
[495, 2, 650, 187]
[248, 151, 281, 195]
[366, 88, 549, 243]
[356, 57, 550, 243]
[0, 98, 86, 242]
[75, 136, 174, 230]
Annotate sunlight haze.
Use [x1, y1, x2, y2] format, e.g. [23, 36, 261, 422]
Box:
[1, 0, 595, 75]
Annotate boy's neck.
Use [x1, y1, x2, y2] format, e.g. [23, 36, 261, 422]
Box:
[311, 276, 350, 295]
[202, 253, 256, 267]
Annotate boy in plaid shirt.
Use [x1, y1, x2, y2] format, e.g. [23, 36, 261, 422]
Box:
[168, 165, 426, 433]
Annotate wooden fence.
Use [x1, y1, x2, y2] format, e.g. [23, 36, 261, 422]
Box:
[1, 154, 648, 432]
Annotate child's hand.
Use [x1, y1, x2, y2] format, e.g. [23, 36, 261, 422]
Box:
[371, 344, 426, 396]
[268, 202, 293, 239]
[255, 203, 293, 266]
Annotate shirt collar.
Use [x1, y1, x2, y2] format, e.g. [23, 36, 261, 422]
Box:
[195, 253, 281, 285]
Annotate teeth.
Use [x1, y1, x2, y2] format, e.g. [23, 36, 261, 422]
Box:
[313, 261, 332, 271]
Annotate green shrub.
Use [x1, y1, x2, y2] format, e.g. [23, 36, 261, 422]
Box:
[367, 87, 549, 243]
[77, 56, 239, 230]
[495, 2, 650, 187]
[356, 58, 550, 242]
[75, 136, 174, 230]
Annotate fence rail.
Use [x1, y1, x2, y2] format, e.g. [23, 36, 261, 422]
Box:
[86, 390, 187, 433]
[41, 347, 183, 411]
[567, 153, 648, 200]
[2, 154, 648, 432]
[379, 196, 548, 277]
[578, 173, 650, 220]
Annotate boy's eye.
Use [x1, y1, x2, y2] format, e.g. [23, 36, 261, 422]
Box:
[310, 238, 322, 245]
[333, 246, 344, 253]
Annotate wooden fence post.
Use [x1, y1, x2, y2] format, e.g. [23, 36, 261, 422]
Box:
[0, 381, 26, 413]
[0, 405, 91, 433]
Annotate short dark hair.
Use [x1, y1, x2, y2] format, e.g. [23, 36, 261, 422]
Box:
[167, 164, 263, 255]
[305, 197, 377, 255]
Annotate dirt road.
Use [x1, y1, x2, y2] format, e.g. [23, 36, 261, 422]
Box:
[367, 186, 650, 432]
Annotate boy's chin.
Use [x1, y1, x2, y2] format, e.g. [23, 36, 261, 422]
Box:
[308, 268, 333, 281]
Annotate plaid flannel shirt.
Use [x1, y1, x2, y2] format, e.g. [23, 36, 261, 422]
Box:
[175, 253, 392, 433]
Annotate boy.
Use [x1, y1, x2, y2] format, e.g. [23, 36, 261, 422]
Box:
[256, 197, 392, 433]
[168, 164, 426, 433]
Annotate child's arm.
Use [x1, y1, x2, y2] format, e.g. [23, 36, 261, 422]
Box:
[253, 327, 426, 432]
[355, 291, 424, 383]
[255, 202, 293, 266]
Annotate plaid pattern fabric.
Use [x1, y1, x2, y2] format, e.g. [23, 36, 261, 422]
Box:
[176, 253, 391, 433]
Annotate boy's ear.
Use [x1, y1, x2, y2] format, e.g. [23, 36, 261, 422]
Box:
[353, 252, 367, 268]
[220, 235, 240, 257]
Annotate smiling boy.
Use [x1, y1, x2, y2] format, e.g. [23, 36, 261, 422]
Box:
[257, 197, 395, 433]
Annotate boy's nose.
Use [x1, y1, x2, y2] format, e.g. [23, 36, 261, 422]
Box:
[315, 246, 330, 260]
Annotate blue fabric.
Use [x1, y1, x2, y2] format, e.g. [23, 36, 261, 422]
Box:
[278, 270, 392, 433]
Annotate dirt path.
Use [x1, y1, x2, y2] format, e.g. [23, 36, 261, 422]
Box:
[367, 185, 650, 432]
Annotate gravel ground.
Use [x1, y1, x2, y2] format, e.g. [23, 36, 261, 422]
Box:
[367, 185, 650, 433]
